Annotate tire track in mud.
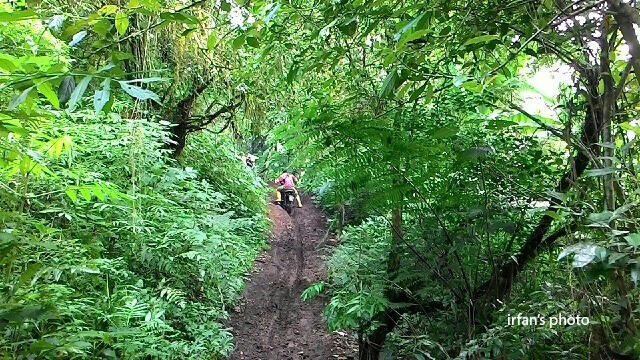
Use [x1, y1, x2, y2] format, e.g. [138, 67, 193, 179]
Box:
[227, 193, 356, 360]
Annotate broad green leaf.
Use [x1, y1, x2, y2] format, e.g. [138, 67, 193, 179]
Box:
[408, 83, 426, 102]
[9, 87, 34, 110]
[462, 80, 482, 92]
[118, 81, 160, 103]
[69, 31, 88, 47]
[160, 12, 199, 25]
[0, 10, 37, 22]
[0, 54, 20, 72]
[37, 81, 60, 109]
[423, 83, 433, 102]
[432, 126, 458, 138]
[246, 36, 260, 48]
[625, 233, 640, 248]
[588, 210, 614, 224]
[181, 27, 196, 37]
[115, 12, 129, 35]
[585, 168, 616, 177]
[93, 19, 112, 36]
[58, 76, 76, 105]
[65, 189, 77, 202]
[98, 5, 119, 15]
[232, 34, 245, 50]
[67, 75, 93, 112]
[463, 34, 498, 46]
[122, 77, 165, 84]
[129, 0, 161, 10]
[557, 243, 601, 268]
[48, 15, 64, 31]
[207, 33, 217, 50]
[92, 187, 105, 201]
[439, 26, 451, 36]
[379, 68, 399, 98]
[79, 188, 92, 201]
[221, 1, 231, 11]
[93, 79, 111, 114]
[453, 74, 467, 87]
[394, 13, 425, 41]
[286, 64, 299, 84]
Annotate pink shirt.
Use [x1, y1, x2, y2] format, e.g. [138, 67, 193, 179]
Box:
[278, 173, 297, 188]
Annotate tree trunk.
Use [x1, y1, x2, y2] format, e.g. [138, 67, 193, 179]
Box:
[474, 76, 603, 303]
[169, 82, 211, 157]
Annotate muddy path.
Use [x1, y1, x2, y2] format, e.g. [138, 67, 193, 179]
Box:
[227, 193, 356, 360]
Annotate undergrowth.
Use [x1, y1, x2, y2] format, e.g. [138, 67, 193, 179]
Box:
[0, 111, 268, 358]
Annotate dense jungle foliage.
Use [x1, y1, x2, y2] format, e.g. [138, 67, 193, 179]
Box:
[3, 0, 640, 358]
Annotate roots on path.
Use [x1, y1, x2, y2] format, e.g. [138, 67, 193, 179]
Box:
[228, 194, 356, 360]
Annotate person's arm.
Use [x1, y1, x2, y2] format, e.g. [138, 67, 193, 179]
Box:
[292, 175, 298, 184]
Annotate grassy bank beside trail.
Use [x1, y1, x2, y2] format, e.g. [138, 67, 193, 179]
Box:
[1, 113, 269, 358]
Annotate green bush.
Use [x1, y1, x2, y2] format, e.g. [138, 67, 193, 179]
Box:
[0, 111, 268, 358]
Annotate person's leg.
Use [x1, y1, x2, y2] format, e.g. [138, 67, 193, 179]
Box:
[275, 185, 283, 202]
[293, 188, 302, 208]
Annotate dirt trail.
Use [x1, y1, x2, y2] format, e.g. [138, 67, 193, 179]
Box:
[227, 193, 356, 360]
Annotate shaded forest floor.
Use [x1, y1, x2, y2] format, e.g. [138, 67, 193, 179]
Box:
[227, 193, 357, 359]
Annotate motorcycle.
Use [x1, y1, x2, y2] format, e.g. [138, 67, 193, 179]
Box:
[278, 188, 296, 215]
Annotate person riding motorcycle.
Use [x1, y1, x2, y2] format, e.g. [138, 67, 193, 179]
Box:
[275, 170, 303, 208]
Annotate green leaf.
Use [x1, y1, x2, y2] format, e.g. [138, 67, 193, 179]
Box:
[394, 13, 425, 41]
[207, 33, 217, 50]
[160, 12, 200, 25]
[246, 36, 260, 48]
[79, 188, 92, 201]
[432, 126, 458, 138]
[585, 168, 616, 177]
[625, 233, 640, 248]
[463, 34, 498, 46]
[221, 1, 231, 11]
[93, 79, 111, 114]
[453, 74, 467, 87]
[65, 189, 77, 202]
[37, 81, 60, 109]
[8, 87, 34, 110]
[408, 83, 426, 102]
[379, 68, 399, 98]
[439, 26, 451, 36]
[232, 34, 245, 50]
[0, 10, 37, 22]
[92, 187, 105, 201]
[557, 243, 601, 268]
[423, 83, 433, 103]
[69, 31, 88, 47]
[93, 19, 112, 36]
[67, 75, 93, 112]
[118, 81, 160, 103]
[0, 54, 20, 72]
[98, 5, 119, 15]
[122, 77, 165, 84]
[301, 281, 325, 301]
[588, 210, 614, 225]
[58, 76, 76, 105]
[286, 63, 299, 84]
[115, 12, 129, 35]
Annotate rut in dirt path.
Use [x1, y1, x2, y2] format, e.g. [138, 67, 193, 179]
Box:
[227, 193, 356, 360]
